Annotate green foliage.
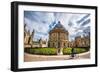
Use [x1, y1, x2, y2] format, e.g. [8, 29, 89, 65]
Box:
[63, 48, 72, 55]
[29, 48, 57, 55]
[25, 47, 89, 55]
[74, 48, 87, 54]
[63, 48, 87, 55]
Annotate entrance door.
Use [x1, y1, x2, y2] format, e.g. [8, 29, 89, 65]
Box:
[58, 42, 60, 48]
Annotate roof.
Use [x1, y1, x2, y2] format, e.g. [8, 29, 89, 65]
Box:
[49, 21, 68, 33]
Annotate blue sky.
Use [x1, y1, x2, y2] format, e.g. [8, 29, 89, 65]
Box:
[24, 11, 90, 41]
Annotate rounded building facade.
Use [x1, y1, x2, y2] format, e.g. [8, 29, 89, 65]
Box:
[48, 21, 69, 48]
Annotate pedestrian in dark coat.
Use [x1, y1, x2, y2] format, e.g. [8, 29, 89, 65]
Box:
[71, 48, 75, 58]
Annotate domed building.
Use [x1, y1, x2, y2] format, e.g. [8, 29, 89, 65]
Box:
[48, 21, 69, 49]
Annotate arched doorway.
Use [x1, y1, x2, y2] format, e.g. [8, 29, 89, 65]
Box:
[57, 42, 63, 55]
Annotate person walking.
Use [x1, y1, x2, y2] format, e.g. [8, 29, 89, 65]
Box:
[71, 48, 75, 59]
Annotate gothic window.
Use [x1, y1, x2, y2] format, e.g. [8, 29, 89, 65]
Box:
[48, 42, 50, 47]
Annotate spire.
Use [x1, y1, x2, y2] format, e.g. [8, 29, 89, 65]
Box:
[24, 24, 27, 32]
[31, 29, 34, 38]
[58, 21, 61, 24]
[24, 24, 26, 28]
[28, 30, 30, 34]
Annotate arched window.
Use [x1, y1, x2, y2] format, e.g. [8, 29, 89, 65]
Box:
[58, 42, 60, 48]
[48, 42, 50, 47]
[64, 43, 66, 47]
[53, 43, 55, 47]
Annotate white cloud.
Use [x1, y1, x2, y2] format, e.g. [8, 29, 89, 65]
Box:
[24, 11, 90, 41]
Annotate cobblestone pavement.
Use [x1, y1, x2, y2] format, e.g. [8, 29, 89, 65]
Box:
[24, 52, 90, 62]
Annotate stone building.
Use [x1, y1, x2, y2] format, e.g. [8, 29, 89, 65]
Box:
[48, 21, 69, 48]
[39, 38, 48, 47]
[75, 36, 90, 48]
[24, 24, 48, 48]
[24, 24, 34, 48]
[24, 22, 90, 50]
[48, 21, 69, 55]
[32, 39, 47, 48]
[68, 41, 76, 48]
